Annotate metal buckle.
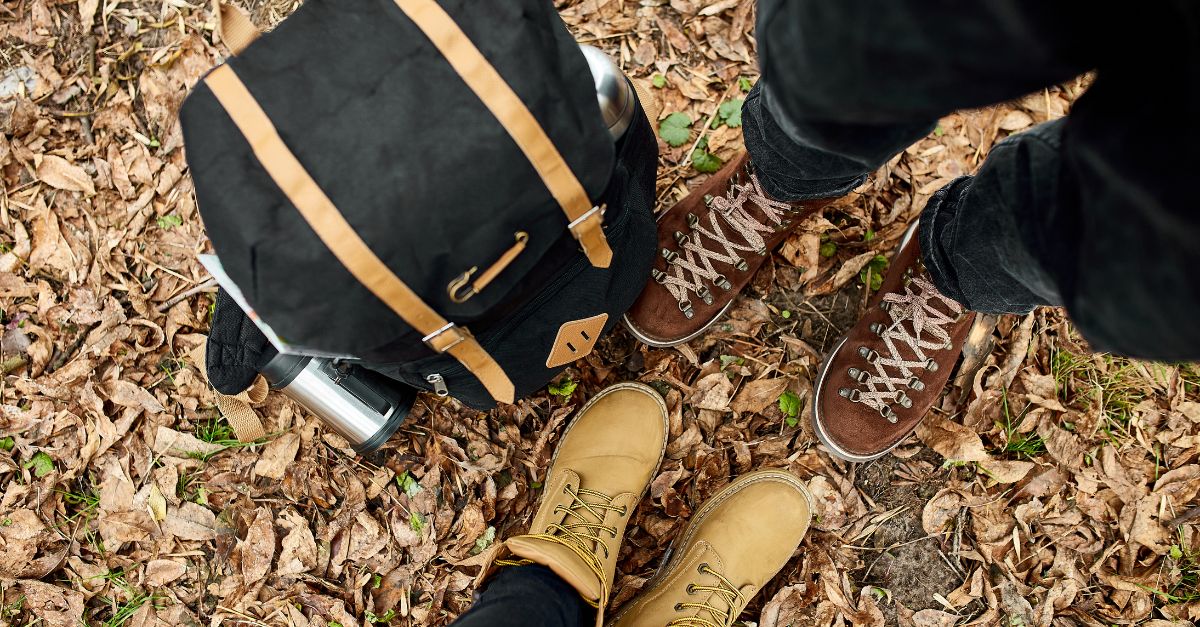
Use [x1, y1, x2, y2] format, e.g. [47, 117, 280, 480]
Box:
[422, 322, 467, 353]
[567, 205, 605, 233]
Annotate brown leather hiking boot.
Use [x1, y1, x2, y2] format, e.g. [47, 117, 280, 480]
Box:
[608, 470, 813, 627]
[812, 222, 976, 462]
[476, 383, 669, 625]
[623, 153, 830, 347]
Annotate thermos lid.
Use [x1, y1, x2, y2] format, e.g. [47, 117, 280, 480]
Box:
[580, 45, 635, 140]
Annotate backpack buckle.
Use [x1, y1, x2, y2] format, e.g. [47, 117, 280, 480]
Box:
[423, 322, 468, 353]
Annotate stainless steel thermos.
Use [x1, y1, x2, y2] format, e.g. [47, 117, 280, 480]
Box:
[580, 44, 636, 140]
[258, 48, 632, 453]
[261, 354, 415, 453]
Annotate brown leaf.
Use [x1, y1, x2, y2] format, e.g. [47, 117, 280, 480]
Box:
[36, 155, 95, 195]
[162, 501, 218, 541]
[998, 110, 1034, 131]
[978, 459, 1034, 484]
[237, 509, 275, 582]
[916, 414, 989, 462]
[106, 380, 164, 414]
[730, 377, 788, 414]
[253, 432, 300, 479]
[97, 511, 155, 546]
[277, 511, 318, 577]
[145, 559, 187, 586]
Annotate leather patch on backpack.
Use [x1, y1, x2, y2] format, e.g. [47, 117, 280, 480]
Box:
[546, 313, 609, 368]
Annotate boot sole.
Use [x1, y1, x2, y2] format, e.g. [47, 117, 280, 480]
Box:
[605, 469, 814, 626]
[621, 299, 735, 348]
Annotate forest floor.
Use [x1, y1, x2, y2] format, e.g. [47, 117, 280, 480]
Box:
[1, 0, 1198, 625]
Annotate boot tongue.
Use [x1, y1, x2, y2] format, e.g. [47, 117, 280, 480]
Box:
[506, 535, 604, 601]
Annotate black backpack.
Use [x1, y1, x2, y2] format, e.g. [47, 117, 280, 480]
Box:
[181, 0, 658, 409]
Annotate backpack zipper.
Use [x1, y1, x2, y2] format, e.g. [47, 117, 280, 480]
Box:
[425, 373, 449, 397]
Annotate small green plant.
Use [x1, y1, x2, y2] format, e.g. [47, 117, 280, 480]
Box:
[719, 355, 745, 370]
[155, 214, 183, 230]
[472, 526, 497, 555]
[651, 74, 667, 88]
[548, 377, 577, 399]
[0, 436, 14, 452]
[780, 310, 792, 319]
[738, 76, 753, 92]
[366, 609, 396, 624]
[996, 393, 1045, 460]
[91, 569, 164, 627]
[659, 112, 693, 147]
[819, 241, 837, 258]
[23, 451, 54, 478]
[396, 470, 422, 497]
[691, 136, 722, 173]
[778, 391, 802, 428]
[409, 511, 426, 533]
[196, 417, 239, 445]
[859, 254, 889, 291]
[710, 98, 743, 129]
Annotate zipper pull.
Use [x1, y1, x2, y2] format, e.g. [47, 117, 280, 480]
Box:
[426, 373, 449, 397]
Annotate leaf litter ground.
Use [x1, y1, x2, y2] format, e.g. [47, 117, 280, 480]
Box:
[0, 0, 1197, 625]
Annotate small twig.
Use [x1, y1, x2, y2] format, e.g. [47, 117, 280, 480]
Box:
[1166, 504, 1200, 528]
[155, 277, 218, 312]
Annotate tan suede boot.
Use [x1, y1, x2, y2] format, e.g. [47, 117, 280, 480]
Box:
[476, 383, 669, 626]
[608, 470, 813, 627]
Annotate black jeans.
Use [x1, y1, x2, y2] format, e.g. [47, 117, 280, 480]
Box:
[451, 566, 589, 627]
[745, 0, 1200, 361]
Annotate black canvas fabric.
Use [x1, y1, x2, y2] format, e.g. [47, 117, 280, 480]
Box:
[206, 289, 277, 395]
[182, 0, 615, 358]
[185, 0, 658, 408]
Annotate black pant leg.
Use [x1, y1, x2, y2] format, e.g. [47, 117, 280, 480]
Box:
[746, 0, 1102, 201]
[451, 566, 591, 627]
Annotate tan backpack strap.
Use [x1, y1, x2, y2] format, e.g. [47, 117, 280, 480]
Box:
[392, 0, 613, 269]
[212, 0, 260, 54]
[190, 343, 268, 441]
[204, 65, 516, 404]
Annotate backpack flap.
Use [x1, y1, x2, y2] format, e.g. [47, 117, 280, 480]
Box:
[181, 0, 615, 363]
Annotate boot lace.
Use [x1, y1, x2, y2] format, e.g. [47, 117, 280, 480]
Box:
[839, 274, 963, 422]
[500, 484, 627, 611]
[668, 562, 745, 627]
[653, 163, 794, 319]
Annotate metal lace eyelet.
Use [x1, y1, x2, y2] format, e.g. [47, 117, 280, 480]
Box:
[848, 367, 869, 384]
[696, 286, 714, 305]
[686, 212, 700, 229]
[907, 377, 926, 391]
[880, 405, 898, 423]
[922, 358, 938, 372]
[673, 231, 691, 246]
[674, 603, 684, 611]
[703, 194, 714, 208]
[869, 322, 885, 335]
[619, 507, 628, 516]
[858, 347, 880, 363]
[661, 248, 680, 264]
[686, 584, 696, 594]
[733, 257, 749, 272]
[679, 300, 695, 319]
[652, 269, 668, 284]
[698, 562, 710, 574]
[838, 387, 861, 401]
[712, 274, 732, 291]
[895, 391, 913, 409]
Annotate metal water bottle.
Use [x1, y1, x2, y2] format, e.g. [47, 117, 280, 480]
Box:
[580, 44, 636, 140]
[261, 354, 415, 454]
